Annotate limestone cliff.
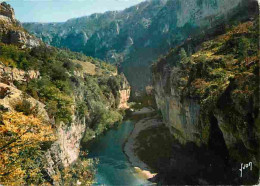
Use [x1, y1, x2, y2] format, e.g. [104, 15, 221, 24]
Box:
[0, 64, 129, 185]
[0, 62, 40, 83]
[24, 0, 256, 92]
[0, 2, 40, 48]
[0, 3, 130, 185]
[119, 74, 130, 109]
[152, 13, 259, 184]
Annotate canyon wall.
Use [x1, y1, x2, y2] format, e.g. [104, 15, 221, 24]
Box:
[24, 0, 254, 92]
[152, 4, 259, 181]
[0, 2, 130, 184]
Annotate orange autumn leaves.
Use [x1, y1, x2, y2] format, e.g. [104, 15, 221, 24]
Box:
[0, 112, 56, 185]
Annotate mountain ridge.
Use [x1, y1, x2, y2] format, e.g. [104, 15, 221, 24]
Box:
[23, 0, 257, 93]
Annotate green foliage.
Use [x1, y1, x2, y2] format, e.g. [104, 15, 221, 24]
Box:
[63, 60, 76, 72]
[0, 44, 37, 70]
[82, 128, 96, 143]
[14, 100, 32, 116]
[90, 101, 123, 135]
[3, 42, 125, 132]
[62, 158, 96, 185]
[37, 78, 73, 124]
[76, 101, 88, 119]
[0, 12, 127, 186]
[179, 48, 188, 65]
[238, 36, 250, 60]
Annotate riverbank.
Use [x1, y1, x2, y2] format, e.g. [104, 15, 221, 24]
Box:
[123, 108, 162, 180]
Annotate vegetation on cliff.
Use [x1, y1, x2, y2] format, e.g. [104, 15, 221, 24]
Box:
[152, 17, 259, 184]
[0, 2, 130, 183]
[23, 0, 257, 91]
[0, 40, 127, 184]
[0, 112, 55, 185]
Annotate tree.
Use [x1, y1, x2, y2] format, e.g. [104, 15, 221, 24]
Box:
[179, 48, 189, 68]
[0, 112, 55, 185]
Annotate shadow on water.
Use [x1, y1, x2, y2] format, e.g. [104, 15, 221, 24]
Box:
[81, 110, 259, 185]
[149, 129, 259, 185]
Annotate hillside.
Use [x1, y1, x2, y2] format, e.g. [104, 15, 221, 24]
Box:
[151, 15, 259, 185]
[23, 0, 258, 92]
[0, 2, 130, 185]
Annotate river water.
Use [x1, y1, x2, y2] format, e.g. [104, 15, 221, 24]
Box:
[86, 120, 151, 186]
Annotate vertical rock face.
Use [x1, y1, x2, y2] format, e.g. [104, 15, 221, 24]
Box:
[0, 2, 15, 22]
[45, 118, 86, 184]
[0, 2, 40, 48]
[154, 77, 201, 144]
[119, 74, 131, 109]
[23, 0, 255, 92]
[175, 0, 242, 28]
[119, 89, 130, 109]
[152, 6, 259, 177]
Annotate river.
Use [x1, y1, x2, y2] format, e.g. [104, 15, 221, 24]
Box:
[85, 120, 151, 186]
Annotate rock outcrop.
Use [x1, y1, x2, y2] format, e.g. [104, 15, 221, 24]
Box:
[0, 82, 49, 122]
[119, 74, 130, 109]
[0, 2, 15, 22]
[0, 62, 40, 84]
[0, 2, 41, 48]
[45, 118, 86, 185]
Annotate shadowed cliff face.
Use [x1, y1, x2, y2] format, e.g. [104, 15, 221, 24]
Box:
[152, 5, 259, 182]
[23, 0, 255, 92]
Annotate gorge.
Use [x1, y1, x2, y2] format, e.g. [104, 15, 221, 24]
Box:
[0, 0, 259, 185]
[23, 0, 257, 93]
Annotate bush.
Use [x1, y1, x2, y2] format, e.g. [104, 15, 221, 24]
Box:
[15, 100, 32, 116]
[76, 101, 88, 119]
[63, 60, 75, 72]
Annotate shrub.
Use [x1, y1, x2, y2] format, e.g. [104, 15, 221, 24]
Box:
[63, 60, 75, 72]
[0, 112, 55, 185]
[76, 101, 88, 119]
[14, 100, 32, 116]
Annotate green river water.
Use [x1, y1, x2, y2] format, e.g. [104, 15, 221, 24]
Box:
[86, 120, 152, 186]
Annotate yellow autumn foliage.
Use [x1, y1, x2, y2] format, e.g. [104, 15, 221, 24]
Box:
[0, 112, 56, 185]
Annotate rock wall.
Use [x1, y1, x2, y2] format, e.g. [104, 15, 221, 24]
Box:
[45, 118, 86, 185]
[175, 0, 243, 28]
[119, 89, 130, 109]
[0, 62, 40, 84]
[155, 89, 200, 144]
[0, 2, 41, 48]
[23, 0, 255, 92]
[152, 15, 259, 173]
[153, 64, 259, 176]
[119, 74, 130, 109]
[0, 2, 15, 22]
